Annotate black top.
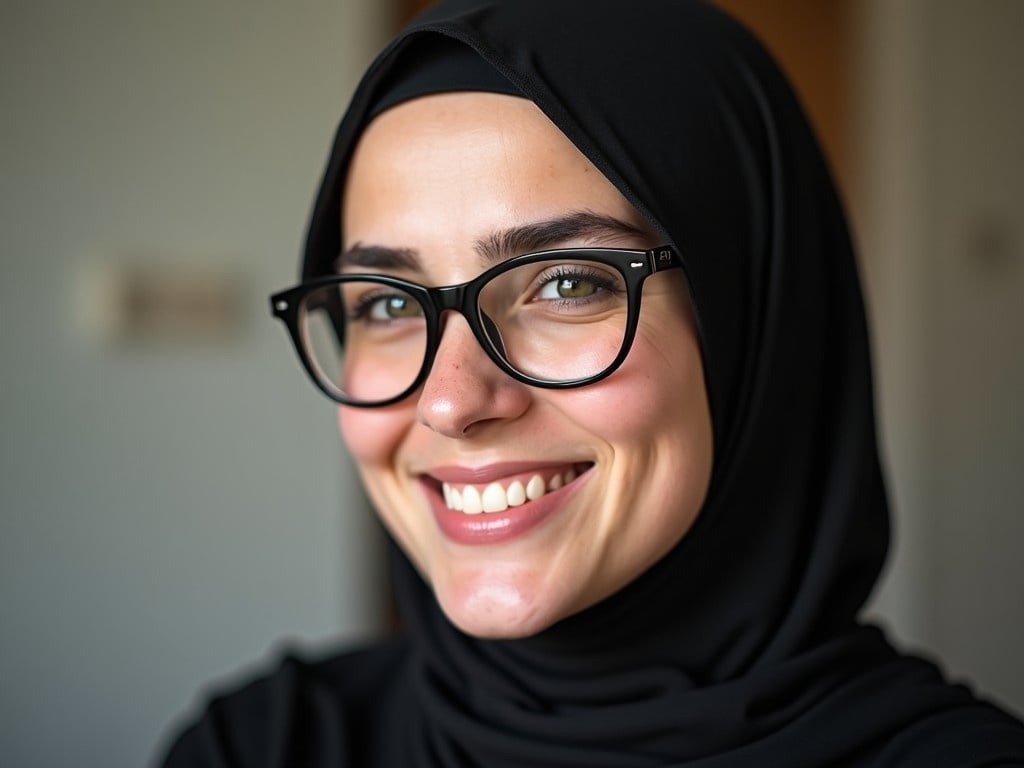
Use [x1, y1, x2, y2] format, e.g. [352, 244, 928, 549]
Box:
[161, 1, 1024, 765]
[161, 636, 1024, 767]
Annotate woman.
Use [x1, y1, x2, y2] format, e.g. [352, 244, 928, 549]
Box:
[161, 1, 1024, 765]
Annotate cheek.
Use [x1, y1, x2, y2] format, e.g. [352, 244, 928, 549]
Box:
[337, 405, 411, 466]
[562, 381, 662, 441]
[564, 339, 700, 441]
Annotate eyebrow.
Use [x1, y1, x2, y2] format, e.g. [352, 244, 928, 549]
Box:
[474, 210, 648, 263]
[336, 210, 648, 272]
[335, 244, 419, 272]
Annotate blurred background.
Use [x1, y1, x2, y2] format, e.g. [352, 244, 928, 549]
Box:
[0, 1, 1021, 766]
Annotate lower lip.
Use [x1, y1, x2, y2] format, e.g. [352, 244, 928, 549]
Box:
[421, 472, 589, 546]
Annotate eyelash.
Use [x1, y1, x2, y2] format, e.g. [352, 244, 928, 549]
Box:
[531, 265, 623, 302]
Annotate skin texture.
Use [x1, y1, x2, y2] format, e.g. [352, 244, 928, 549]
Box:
[339, 92, 713, 639]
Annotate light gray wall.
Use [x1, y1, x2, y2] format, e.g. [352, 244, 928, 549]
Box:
[0, 2, 391, 767]
[857, 0, 1024, 717]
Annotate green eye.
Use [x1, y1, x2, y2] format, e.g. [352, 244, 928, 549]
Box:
[349, 291, 424, 323]
[538, 276, 601, 300]
[370, 295, 422, 320]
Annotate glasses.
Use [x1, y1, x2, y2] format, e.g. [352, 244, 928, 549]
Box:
[270, 245, 683, 407]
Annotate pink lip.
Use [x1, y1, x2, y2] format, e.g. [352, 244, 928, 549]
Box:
[418, 463, 592, 546]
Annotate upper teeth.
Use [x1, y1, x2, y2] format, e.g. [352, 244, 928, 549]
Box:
[442, 469, 578, 514]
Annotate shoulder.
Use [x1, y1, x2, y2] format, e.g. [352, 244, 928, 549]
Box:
[847, 649, 1024, 767]
[156, 636, 411, 768]
[864, 700, 1024, 767]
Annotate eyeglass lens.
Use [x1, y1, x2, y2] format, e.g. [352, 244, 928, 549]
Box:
[299, 257, 631, 404]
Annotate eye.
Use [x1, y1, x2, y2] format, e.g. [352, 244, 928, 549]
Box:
[537, 275, 603, 300]
[350, 292, 423, 322]
[529, 264, 622, 305]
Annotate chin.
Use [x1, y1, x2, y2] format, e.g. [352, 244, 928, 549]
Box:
[434, 570, 568, 639]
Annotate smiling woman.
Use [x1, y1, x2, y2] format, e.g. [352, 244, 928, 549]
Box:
[159, 1, 1024, 766]
[333, 91, 712, 639]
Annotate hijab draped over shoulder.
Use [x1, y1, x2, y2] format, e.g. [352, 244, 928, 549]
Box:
[162, 1, 1024, 766]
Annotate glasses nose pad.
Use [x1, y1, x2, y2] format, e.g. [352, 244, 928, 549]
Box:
[480, 312, 507, 358]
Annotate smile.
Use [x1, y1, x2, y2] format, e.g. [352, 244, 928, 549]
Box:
[441, 466, 587, 514]
[421, 462, 593, 545]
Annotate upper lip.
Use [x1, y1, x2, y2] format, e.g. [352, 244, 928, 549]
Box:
[423, 460, 592, 485]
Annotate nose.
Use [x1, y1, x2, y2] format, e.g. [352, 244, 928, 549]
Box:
[416, 312, 531, 437]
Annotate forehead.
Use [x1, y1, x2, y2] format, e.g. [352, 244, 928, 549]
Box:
[346, 91, 578, 175]
[340, 92, 650, 260]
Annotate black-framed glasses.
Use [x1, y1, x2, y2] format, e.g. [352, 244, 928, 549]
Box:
[270, 245, 683, 407]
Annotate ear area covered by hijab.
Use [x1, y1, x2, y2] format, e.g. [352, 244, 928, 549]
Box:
[162, 2, 1024, 767]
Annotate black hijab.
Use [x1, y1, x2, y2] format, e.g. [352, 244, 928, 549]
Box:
[162, 1, 1024, 766]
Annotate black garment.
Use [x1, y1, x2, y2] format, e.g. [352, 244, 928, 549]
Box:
[162, 1, 1024, 765]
